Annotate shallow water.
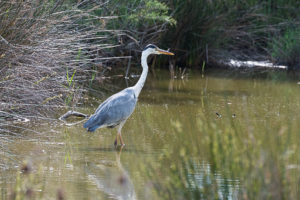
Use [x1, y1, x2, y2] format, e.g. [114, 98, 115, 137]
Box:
[1, 69, 300, 199]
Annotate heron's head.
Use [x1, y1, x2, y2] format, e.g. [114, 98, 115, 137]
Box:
[143, 44, 174, 56]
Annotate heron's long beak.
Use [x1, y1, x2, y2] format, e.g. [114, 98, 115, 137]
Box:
[157, 48, 174, 56]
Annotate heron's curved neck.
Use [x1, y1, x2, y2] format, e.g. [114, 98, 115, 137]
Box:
[133, 52, 149, 97]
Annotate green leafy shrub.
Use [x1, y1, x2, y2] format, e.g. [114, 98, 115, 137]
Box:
[91, 0, 175, 48]
[126, 0, 176, 27]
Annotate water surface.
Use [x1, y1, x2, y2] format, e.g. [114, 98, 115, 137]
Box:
[1, 69, 300, 199]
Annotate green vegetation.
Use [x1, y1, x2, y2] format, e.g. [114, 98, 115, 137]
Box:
[103, 0, 176, 28]
[89, 0, 176, 59]
[163, 0, 300, 68]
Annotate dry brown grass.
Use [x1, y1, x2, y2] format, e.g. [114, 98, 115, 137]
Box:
[0, 1, 129, 125]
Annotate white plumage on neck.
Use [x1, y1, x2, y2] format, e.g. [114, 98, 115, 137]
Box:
[133, 50, 150, 97]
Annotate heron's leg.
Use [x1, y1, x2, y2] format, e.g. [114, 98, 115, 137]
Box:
[117, 121, 126, 146]
[119, 134, 125, 146]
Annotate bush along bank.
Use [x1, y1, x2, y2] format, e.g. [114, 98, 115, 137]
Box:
[161, 0, 300, 69]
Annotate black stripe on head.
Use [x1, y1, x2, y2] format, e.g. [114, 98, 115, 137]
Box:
[143, 44, 158, 51]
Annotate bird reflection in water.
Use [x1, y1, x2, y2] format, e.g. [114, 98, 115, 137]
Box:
[86, 146, 137, 200]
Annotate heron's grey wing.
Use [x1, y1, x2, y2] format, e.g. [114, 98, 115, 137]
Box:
[83, 88, 137, 131]
[94, 94, 114, 114]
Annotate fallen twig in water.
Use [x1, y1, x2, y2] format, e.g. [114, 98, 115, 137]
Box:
[59, 110, 89, 126]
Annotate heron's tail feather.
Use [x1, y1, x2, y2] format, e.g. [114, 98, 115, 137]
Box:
[84, 114, 103, 132]
[83, 115, 96, 129]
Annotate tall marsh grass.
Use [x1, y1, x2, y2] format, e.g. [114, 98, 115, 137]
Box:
[0, 1, 124, 124]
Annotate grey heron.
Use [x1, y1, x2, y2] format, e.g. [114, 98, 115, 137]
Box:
[83, 44, 174, 146]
